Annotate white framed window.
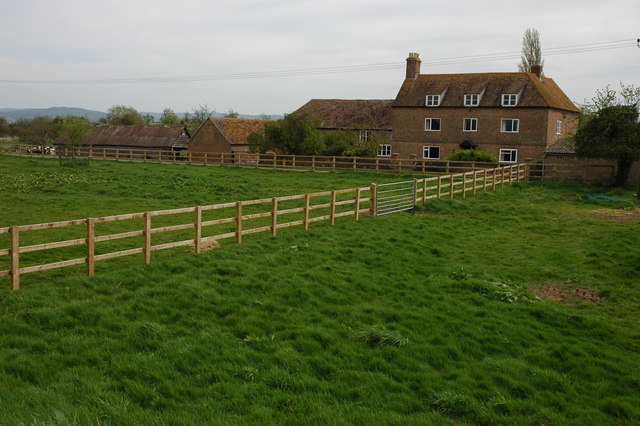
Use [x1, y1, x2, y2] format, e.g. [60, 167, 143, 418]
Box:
[425, 118, 441, 131]
[501, 94, 518, 107]
[423, 146, 440, 159]
[499, 149, 517, 163]
[464, 94, 479, 107]
[463, 118, 478, 132]
[359, 130, 372, 142]
[426, 95, 440, 107]
[500, 118, 519, 133]
[377, 144, 392, 157]
[556, 121, 562, 135]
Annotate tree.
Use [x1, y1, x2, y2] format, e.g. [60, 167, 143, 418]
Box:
[142, 113, 155, 126]
[0, 117, 9, 137]
[13, 116, 60, 146]
[224, 108, 239, 118]
[574, 83, 640, 187]
[518, 28, 544, 72]
[184, 104, 214, 134]
[58, 117, 93, 167]
[248, 111, 379, 157]
[103, 105, 145, 125]
[160, 108, 180, 126]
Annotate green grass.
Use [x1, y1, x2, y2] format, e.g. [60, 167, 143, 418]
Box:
[1, 155, 639, 424]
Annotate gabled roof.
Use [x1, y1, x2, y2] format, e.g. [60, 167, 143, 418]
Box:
[57, 125, 190, 149]
[209, 117, 268, 145]
[394, 72, 579, 112]
[295, 99, 394, 130]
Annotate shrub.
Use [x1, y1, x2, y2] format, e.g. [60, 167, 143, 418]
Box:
[447, 149, 498, 163]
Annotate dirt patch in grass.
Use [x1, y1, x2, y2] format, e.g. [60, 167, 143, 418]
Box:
[597, 208, 640, 223]
[529, 282, 605, 304]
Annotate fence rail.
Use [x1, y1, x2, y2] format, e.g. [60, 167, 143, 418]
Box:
[0, 164, 526, 290]
[0, 143, 501, 175]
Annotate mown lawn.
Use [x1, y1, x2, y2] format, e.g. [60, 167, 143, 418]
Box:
[0, 155, 639, 424]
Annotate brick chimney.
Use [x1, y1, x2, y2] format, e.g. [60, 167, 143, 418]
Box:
[530, 64, 543, 79]
[406, 52, 421, 80]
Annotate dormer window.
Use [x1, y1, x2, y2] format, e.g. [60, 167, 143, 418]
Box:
[426, 95, 440, 107]
[464, 94, 479, 107]
[502, 94, 518, 107]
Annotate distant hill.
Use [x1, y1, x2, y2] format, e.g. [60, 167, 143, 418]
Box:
[0, 107, 283, 123]
[0, 107, 106, 123]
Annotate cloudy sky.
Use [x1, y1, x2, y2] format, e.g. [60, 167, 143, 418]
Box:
[0, 0, 638, 115]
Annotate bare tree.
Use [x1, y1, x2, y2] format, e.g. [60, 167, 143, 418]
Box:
[518, 28, 544, 72]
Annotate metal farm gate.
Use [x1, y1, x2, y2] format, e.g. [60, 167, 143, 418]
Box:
[375, 180, 417, 216]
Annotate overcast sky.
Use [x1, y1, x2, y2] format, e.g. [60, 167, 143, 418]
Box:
[0, 0, 638, 115]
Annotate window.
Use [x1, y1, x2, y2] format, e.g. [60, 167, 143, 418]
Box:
[464, 94, 479, 106]
[378, 144, 392, 157]
[425, 118, 441, 131]
[501, 119, 519, 133]
[463, 118, 478, 132]
[426, 95, 440, 107]
[502, 94, 518, 107]
[423, 146, 440, 159]
[499, 149, 517, 163]
[556, 121, 562, 135]
[359, 130, 372, 142]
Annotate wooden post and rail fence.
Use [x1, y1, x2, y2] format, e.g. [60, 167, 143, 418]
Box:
[0, 164, 526, 290]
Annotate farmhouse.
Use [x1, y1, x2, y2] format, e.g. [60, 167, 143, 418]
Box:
[188, 117, 268, 158]
[294, 99, 393, 148]
[54, 124, 190, 157]
[389, 52, 580, 163]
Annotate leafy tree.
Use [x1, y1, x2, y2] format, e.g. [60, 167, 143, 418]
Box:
[103, 105, 145, 125]
[184, 104, 214, 134]
[446, 149, 498, 163]
[58, 117, 93, 167]
[0, 117, 9, 137]
[13, 116, 60, 146]
[574, 83, 640, 187]
[142, 113, 155, 125]
[518, 28, 543, 72]
[248, 112, 379, 157]
[160, 108, 181, 126]
[224, 108, 239, 118]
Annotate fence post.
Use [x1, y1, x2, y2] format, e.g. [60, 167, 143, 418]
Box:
[87, 218, 95, 276]
[483, 169, 488, 191]
[303, 194, 311, 230]
[144, 212, 151, 265]
[422, 178, 427, 203]
[355, 188, 361, 221]
[353, 157, 357, 170]
[10, 226, 19, 291]
[271, 198, 278, 236]
[311, 156, 315, 171]
[437, 176, 442, 199]
[375, 158, 379, 173]
[370, 183, 377, 216]
[256, 152, 260, 168]
[450, 175, 454, 199]
[195, 206, 202, 254]
[473, 171, 478, 195]
[330, 191, 337, 225]
[412, 178, 418, 207]
[332, 156, 336, 171]
[293, 155, 296, 170]
[236, 202, 243, 244]
[221, 152, 225, 165]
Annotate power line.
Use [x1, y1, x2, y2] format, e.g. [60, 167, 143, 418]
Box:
[0, 39, 636, 85]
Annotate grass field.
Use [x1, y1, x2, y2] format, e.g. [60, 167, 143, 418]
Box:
[1, 155, 639, 424]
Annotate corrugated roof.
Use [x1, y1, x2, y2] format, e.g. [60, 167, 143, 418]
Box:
[295, 99, 394, 130]
[58, 125, 190, 149]
[210, 117, 268, 145]
[393, 72, 579, 112]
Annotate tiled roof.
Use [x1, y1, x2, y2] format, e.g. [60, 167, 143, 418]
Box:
[295, 99, 394, 130]
[545, 138, 576, 155]
[394, 72, 579, 112]
[211, 117, 268, 145]
[57, 125, 190, 149]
